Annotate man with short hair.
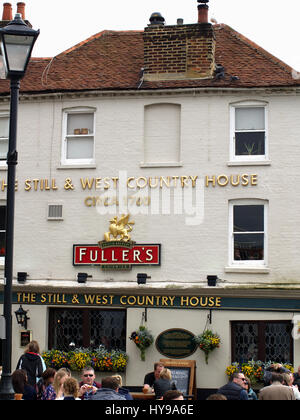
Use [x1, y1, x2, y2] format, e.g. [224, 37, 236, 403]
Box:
[259, 373, 296, 400]
[87, 376, 126, 400]
[163, 390, 184, 400]
[78, 366, 101, 399]
[143, 362, 164, 393]
[217, 372, 249, 400]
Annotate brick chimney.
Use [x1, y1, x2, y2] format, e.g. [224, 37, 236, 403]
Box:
[0, 2, 32, 28]
[2, 3, 12, 21]
[143, 1, 215, 81]
[198, 1, 209, 24]
[17, 2, 26, 20]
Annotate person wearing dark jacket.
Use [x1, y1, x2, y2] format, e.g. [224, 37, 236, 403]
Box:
[16, 341, 44, 387]
[217, 372, 249, 400]
[112, 374, 133, 400]
[153, 368, 176, 399]
[12, 369, 37, 400]
[86, 376, 126, 400]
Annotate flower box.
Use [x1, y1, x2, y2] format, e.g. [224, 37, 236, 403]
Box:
[42, 347, 128, 372]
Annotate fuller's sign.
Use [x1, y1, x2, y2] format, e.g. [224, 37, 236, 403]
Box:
[73, 243, 161, 269]
[73, 214, 161, 270]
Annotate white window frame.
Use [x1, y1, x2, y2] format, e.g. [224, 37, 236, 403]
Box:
[0, 112, 9, 168]
[61, 107, 96, 166]
[229, 101, 269, 163]
[228, 199, 268, 268]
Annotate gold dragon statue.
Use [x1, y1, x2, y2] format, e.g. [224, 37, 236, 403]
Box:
[104, 214, 135, 242]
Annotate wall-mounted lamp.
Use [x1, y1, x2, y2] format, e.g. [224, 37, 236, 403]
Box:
[207, 275, 218, 287]
[14, 305, 30, 329]
[17, 272, 27, 284]
[137, 273, 151, 285]
[77, 273, 92, 283]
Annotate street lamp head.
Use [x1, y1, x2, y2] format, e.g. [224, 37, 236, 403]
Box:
[0, 13, 39, 80]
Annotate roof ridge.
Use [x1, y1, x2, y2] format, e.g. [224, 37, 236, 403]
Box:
[56, 30, 111, 58]
[219, 24, 294, 76]
[56, 29, 143, 58]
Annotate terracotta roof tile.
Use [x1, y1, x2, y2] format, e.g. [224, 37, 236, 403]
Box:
[0, 24, 298, 95]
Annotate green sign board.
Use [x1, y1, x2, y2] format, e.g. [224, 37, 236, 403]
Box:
[155, 329, 198, 359]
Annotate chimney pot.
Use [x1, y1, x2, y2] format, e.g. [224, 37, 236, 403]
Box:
[17, 2, 26, 20]
[177, 18, 184, 25]
[149, 12, 165, 26]
[198, 1, 209, 24]
[2, 3, 12, 21]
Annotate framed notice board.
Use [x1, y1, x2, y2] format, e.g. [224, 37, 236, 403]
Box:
[160, 359, 196, 399]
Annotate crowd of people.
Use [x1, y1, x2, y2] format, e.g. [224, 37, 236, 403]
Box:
[212, 363, 300, 400]
[9, 341, 184, 400]
[6, 341, 300, 400]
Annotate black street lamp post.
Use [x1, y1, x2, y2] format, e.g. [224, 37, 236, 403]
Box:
[0, 13, 39, 400]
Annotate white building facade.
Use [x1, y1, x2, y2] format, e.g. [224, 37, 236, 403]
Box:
[1, 2, 300, 397]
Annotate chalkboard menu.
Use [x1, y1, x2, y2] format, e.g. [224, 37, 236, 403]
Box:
[160, 359, 196, 399]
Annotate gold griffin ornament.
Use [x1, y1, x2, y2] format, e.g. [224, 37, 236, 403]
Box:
[104, 214, 135, 242]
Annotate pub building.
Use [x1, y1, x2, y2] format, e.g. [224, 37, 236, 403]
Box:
[0, 1, 300, 399]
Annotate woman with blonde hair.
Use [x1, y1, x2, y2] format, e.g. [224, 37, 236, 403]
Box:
[63, 377, 80, 400]
[111, 374, 133, 400]
[42, 368, 71, 400]
[153, 368, 176, 399]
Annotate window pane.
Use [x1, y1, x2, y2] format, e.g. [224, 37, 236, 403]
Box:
[51, 309, 83, 351]
[67, 137, 94, 159]
[67, 113, 94, 135]
[0, 139, 8, 159]
[49, 309, 126, 352]
[235, 132, 265, 156]
[265, 323, 292, 363]
[90, 310, 126, 351]
[234, 233, 264, 260]
[232, 322, 292, 364]
[234, 205, 264, 232]
[0, 117, 9, 138]
[232, 323, 258, 363]
[235, 107, 265, 130]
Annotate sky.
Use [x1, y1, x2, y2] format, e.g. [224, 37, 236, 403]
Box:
[13, 0, 300, 71]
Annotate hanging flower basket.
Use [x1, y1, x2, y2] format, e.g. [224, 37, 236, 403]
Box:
[193, 329, 220, 364]
[129, 325, 154, 361]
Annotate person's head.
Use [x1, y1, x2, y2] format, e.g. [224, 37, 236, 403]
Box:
[297, 365, 300, 375]
[271, 373, 284, 384]
[160, 368, 172, 381]
[101, 376, 120, 391]
[206, 393, 227, 400]
[63, 377, 79, 398]
[12, 369, 27, 394]
[243, 376, 251, 391]
[163, 390, 184, 400]
[53, 368, 71, 394]
[270, 363, 285, 374]
[26, 340, 40, 354]
[42, 368, 56, 386]
[230, 372, 247, 389]
[111, 375, 123, 387]
[282, 373, 293, 386]
[154, 362, 164, 378]
[81, 366, 96, 386]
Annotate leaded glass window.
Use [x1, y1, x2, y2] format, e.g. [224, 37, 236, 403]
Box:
[49, 308, 126, 351]
[231, 321, 293, 364]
